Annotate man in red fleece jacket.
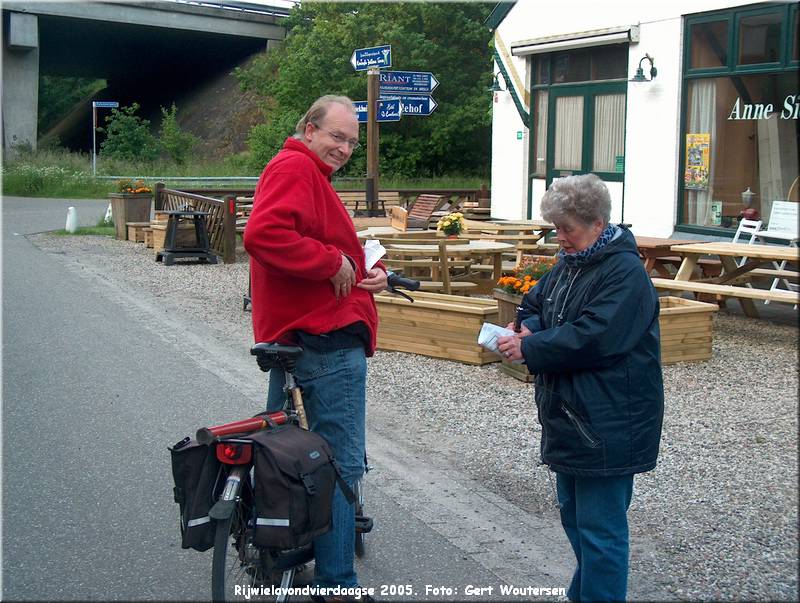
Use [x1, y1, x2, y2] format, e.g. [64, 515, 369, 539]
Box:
[244, 95, 385, 601]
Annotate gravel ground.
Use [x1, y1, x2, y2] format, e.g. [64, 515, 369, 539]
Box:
[31, 233, 799, 601]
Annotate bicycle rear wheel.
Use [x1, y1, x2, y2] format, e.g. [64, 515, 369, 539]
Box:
[212, 509, 254, 601]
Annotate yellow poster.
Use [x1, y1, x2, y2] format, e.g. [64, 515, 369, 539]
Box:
[684, 133, 710, 190]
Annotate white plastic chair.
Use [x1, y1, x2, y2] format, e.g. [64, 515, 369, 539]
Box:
[731, 218, 763, 268]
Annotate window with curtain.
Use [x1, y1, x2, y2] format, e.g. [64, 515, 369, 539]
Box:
[554, 96, 583, 171]
[593, 94, 626, 172]
[680, 3, 798, 231]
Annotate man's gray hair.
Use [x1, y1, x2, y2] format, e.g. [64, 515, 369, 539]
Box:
[294, 95, 357, 137]
[540, 174, 611, 226]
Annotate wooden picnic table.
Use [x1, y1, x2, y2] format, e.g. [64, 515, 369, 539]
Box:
[463, 219, 555, 263]
[635, 236, 699, 277]
[386, 239, 515, 293]
[651, 241, 800, 317]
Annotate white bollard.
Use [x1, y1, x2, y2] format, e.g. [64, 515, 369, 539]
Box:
[65, 206, 78, 233]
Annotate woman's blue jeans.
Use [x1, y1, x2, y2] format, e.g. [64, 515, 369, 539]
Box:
[556, 473, 634, 602]
[267, 335, 366, 589]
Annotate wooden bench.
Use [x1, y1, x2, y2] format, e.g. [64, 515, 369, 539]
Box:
[337, 191, 402, 215]
[651, 277, 800, 304]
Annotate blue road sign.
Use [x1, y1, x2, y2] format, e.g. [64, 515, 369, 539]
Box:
[380, 95, 437, 116]
[353, 99, 403, 123]
[379, 71, 439, 96]
[93, 101, 119, 108]
[350, 45, 392, 71]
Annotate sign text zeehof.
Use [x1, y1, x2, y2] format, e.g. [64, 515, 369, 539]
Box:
[727, 94, 800, 120]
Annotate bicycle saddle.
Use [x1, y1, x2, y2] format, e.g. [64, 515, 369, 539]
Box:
[250, 343, 304, 372]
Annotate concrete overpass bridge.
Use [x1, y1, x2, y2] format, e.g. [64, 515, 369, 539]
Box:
[2, 0, 289, 156]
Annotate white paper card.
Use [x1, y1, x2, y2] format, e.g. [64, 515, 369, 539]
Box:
[364, 239, 386, 271]
[477, 322, 525, 364]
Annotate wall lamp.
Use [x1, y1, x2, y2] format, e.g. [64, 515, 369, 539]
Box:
[630, 53, 657, 82]
[489, 71, 507, 93]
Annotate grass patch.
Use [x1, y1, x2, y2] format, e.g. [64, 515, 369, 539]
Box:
[53, 225, 116, 236]
[3, 147, 489, 198]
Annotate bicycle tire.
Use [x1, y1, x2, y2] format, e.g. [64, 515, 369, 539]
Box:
[354, 480, 365, 558]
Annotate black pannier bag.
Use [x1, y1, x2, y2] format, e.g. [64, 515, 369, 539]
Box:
[169, 437, 221, 551]
[249, 424, 353, 550]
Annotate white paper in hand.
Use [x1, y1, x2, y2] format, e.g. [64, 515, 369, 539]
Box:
[364, 239, 386, 271]
[477, 322, 526, 364]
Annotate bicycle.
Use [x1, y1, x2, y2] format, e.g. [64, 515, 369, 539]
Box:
[196, 272, 419, 602]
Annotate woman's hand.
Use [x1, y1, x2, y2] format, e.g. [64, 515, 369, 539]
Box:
[497, 325, 531, 362]
[357, 267, 388, 293]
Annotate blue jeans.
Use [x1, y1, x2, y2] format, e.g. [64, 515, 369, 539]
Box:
[556, 473, 634, 602]
[267, 334, 366, 589]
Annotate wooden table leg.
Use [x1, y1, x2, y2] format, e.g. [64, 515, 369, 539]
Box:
[718, 255, 759, 317]
[675, 254, 700, 281]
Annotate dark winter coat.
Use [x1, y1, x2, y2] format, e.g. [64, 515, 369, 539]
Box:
[519, 226, 664, 477]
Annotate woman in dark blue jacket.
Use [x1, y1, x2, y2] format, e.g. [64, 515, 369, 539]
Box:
[498, 174, 664, 602]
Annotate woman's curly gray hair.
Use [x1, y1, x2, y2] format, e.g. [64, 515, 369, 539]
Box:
[540, 174, 611, 226]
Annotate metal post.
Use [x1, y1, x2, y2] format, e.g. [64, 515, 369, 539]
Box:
[365, 68, 380, 217]
[92, 103, 97, 176]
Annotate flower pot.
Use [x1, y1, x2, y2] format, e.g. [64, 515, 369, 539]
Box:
[109, 193, 153, 240]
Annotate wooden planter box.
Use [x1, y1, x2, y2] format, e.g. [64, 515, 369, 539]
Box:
[375, 291, 499, 365]
[109, 193, 152, 240]
[491, 292, 717, 373]
[126, 221, 150, 243]
[659, 296, 718, 364]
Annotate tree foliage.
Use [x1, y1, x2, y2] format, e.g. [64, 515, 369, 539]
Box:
[99, 103, 159, 162]
[235, 1, 494, 178]
[38, 76, 106, 134]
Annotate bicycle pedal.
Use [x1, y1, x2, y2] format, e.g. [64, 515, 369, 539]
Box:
[355, 516, 373, 534]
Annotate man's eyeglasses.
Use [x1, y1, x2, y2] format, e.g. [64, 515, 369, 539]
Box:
[313, 123, 361, 151]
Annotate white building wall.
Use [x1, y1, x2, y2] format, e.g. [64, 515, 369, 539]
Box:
[490, 83, 530, 220]
[491, 0, 758, 235]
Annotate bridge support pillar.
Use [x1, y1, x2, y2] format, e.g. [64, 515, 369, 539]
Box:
[2, 12, 39, 158]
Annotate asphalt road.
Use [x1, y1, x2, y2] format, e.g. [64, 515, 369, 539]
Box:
[1, 197, 573, 601]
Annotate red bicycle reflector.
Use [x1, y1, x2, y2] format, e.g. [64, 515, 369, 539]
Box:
[216, 442, 252, 465]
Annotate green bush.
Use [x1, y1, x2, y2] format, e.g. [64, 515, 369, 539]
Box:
[99, 103, 159, 162]
[159, 103, 199, 166]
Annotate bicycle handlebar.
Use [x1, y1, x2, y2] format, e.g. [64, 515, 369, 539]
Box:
[196, 410, 292, 445]
[386, 272, 420, 291]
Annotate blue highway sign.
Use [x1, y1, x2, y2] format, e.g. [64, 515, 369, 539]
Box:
[93, 101, 119, 108]
[350, 45, 392, 71]
[379, 71, 439, 96]
[353, 99, 403, 123]
[381, 95, 438, 116]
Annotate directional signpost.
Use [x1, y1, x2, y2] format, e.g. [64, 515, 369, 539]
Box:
[91, 101, 120, 176]
[350, 46, 441, 215]
[353, 99, 403, 123]
[380, 95, 437, 117]
[378, 71, 439, 96]
[350, 45, 392, 71]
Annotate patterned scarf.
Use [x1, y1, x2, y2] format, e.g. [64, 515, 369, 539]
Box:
[559, 223, 618, 268]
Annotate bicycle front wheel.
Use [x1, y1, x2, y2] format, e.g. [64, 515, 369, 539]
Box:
[354, 479, 366, 558]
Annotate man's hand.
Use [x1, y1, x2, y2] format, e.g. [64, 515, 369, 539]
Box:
[330, 253, 356, 300]
[357, 267, 388, 293]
